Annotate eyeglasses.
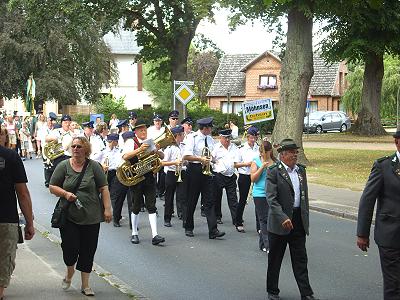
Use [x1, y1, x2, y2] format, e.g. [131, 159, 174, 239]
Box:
[71, 144, 83, 149]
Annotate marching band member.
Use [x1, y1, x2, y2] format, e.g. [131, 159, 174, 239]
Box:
[235, 126, 260, 232]
[117, 119, 129, 148]
[122, 120, 165, 245]
[212, 129, 241, 228]
[181, 117, 193, 142]
[90, 122, 108, 163]
[82, 121, 94, 141]
[69, 121, 82, 137]
[183, 117, 225, 239]
[161, 125, 187, 227]
[128, 111, 138, 131]
[167, 110, 179, 129]
[45, 114, 74, 179]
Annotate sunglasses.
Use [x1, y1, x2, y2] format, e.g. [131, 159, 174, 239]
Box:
[171, 117, 178, 120]
[71, 144, 83, 149]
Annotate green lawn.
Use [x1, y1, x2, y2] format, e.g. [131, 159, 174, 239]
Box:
[302, 132, 394, 143]
[305, 148, 394, 191]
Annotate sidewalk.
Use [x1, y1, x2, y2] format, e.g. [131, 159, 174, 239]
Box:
[6, 229, 142, 300]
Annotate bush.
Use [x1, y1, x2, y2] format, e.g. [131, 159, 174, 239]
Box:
[94, 95, 128, 123]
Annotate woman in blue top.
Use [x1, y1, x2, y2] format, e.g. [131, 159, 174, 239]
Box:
[250, 139, 276, 252]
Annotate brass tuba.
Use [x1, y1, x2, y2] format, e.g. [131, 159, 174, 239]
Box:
[43, 140, 64, 161]
[116, 125, 176, 186]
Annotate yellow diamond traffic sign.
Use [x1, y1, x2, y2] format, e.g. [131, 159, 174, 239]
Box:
[174, 83, 195, 105]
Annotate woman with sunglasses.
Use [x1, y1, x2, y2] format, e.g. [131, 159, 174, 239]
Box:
[250, 139, 277, 252]
[49, 136, 112, 296]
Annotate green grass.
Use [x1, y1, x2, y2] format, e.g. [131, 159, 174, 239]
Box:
[306, 148, 393, 191]
[302, 132, 394, 143]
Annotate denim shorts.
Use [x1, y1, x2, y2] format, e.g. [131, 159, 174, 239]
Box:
[0, 223, 18, 287]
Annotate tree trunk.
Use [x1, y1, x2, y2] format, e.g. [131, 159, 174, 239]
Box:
[271, 7, 314, 164]
[351, 52, 386, 135]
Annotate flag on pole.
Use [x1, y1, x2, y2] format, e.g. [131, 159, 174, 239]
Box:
[25, 73, 36, 115]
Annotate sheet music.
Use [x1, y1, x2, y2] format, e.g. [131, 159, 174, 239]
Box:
[142, 138, 156, 155]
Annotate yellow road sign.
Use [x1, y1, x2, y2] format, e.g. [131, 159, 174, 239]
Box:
[174, 83, 195, 105]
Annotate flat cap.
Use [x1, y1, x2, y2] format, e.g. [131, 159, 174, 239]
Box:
[219, 129, 232, 137]
[117, 119, 128, 127]
[134, 119, 148, 129]
[393, 130, 400, 138]
[107, 133, 119, 141]
[171, 125, 184, 135]
[247, 126, 259, 136]
[153, 114, 163, 121]
[181, 117, 193, 125]
[277, 138, 300, 153]
[129, 111, 138, 119]
[61, 115, 72, 122]
[197, 117, 213, 127]
[122, 131, 135, 140]
[82, 121, 94, 128]
[49, 112, 57, 121]
[168, 110, 179, 118]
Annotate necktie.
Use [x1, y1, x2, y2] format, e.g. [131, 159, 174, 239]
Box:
[204, 136, 208, 148]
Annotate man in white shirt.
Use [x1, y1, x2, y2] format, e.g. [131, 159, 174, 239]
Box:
[181, 117, 194, 142]
[147, 114, 165, 140]
[167, 110, 180, 129]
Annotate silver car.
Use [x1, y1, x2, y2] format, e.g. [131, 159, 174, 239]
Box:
[304, 111, 351, 134]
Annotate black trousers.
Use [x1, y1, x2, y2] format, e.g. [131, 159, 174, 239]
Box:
[267, 209, 313, 297]
[131, 174, 157, 214]
[254, 197, 269, 250]
[59, 219, 100, 273]
[185, 163, 217, 233]
[214, 173, 238, 225]
[156, 167, 165, 197]
[164, 170, 187, 222]
[236, 174, 251, 226]
[378, 246, 400, 300]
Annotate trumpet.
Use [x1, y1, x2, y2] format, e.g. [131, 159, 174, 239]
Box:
[104, 156, 110, 175]
[201, 147, 212, 176]
[175, 153, 183, 182]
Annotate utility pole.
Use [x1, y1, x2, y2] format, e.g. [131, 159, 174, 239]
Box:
[227, 90, 231, 125]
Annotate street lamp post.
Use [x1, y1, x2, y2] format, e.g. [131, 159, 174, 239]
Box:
[397, 85, 400, 130]
[227, 91, 231, 124]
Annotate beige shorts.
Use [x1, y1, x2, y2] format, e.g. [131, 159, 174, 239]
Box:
[8, 133, 17, 145]
[0, 223, 18, 287]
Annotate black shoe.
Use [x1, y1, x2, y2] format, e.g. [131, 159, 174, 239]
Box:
[178, 214, 183, 220]
[201, 210, 206, 217]
[140, 207, 145, 212]
[152, 235, 165, 245]
[185, 230, 194, 237]
[113, 220, 121, 227]
[302, 296, 319, 300]
[131, 235, 140, 244]
[217, 218, 223, 224]
[45, 183, 49, 188]
[267, 293, 280, 300]
[164, 221, 172, 227]
[209, 230, 225, 239]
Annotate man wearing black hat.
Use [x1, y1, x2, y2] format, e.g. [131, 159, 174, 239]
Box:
[122, 120, 165, 245]
[167, 110, 179, 129]
[161, 125, 187, 226]
[357, 130, 400, 300]
[266, 138, 317, 300]
[212, 129, 240, 227]
[82, 121, 94, 141]
[183, 117, 224, 239]
[128, 111, 138, 131]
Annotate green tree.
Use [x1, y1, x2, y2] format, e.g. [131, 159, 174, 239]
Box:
[142, 60, 172, 108]
[0, 0, 116, 106]
[320, 0, 400, 135]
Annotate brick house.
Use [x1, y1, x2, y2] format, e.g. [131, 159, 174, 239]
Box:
[207, 51, 348, 114]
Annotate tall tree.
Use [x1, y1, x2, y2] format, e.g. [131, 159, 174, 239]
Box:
[320, 0, 400, 135]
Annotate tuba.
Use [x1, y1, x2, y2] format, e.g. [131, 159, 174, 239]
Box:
[43, 140, 64, 161]
[116, 126, 176, 186]
[201, 146, 212, 176]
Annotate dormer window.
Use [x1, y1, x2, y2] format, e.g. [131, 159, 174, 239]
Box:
[258, 74, 277, 90]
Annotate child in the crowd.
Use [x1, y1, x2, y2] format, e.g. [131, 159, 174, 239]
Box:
[19, 121, 32, 160]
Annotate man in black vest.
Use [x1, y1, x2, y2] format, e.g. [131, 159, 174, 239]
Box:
[357, 130, 400, 300]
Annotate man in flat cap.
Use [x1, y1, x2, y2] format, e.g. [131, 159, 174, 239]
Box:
[183, 117, 224, 239]
[167, 110, 179, 129]
[357, 130, 400, 300]
[266, 139, 317, 300]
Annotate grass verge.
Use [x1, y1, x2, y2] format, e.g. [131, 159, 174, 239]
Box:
[306, 148, 393, 191]
[302, 132, 394, 143]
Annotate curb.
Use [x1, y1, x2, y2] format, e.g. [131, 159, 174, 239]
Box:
[309, 205, 375, 225]
[33, 221, 149, 300]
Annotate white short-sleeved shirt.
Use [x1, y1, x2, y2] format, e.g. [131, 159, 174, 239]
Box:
[238, 142, 259, 175]
[163, 143, 187, 172]
[212, 142, 240, 177]
[147, 126, 165, 140]
[183, 131, 215, 164]
[48, 128, 73, 156]
[90, 135, 106, 162]
[98, 146, 122, 170]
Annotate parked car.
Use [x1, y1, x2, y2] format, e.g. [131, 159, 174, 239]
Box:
[304, 111, 351, 133]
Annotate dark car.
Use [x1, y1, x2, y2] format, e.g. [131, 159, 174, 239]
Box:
[304, 111, 351, 134]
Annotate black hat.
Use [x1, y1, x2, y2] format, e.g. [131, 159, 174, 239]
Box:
[393, 131, 400, 138]
[117, 119, 128, 128]
[61, 115, 71, 122]
[122, 131, 135, 140]
[247, 126, 259, 136]
[197, 117, 213, 127]
[171, 125, 184, 135]
[134, 119, 148, 129]
[181, 117, 193, 125]
[82, 121, 94, 129]
[49, 112, 57, 121]
[168, 110, 179, 118]
[219, 129, 232, 137]
[107, 133, 119, 141]
[277, 139, 300, 153]
[129, 111, 138, 119]
[153, 114, 163, 121]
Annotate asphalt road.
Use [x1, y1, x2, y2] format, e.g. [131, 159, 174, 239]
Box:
[25, 159, 383, 300]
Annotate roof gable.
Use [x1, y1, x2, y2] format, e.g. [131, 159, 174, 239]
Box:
[240, 51, 281, 72]
[103, 30, 141, 55]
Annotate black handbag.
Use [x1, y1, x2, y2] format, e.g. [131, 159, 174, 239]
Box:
[51, 159, 89, 228]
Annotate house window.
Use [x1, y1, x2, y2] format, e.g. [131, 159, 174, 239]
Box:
[258, 75, 277, 90]
[309, 101, 318, 113]
[221, 101, 243, 114]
